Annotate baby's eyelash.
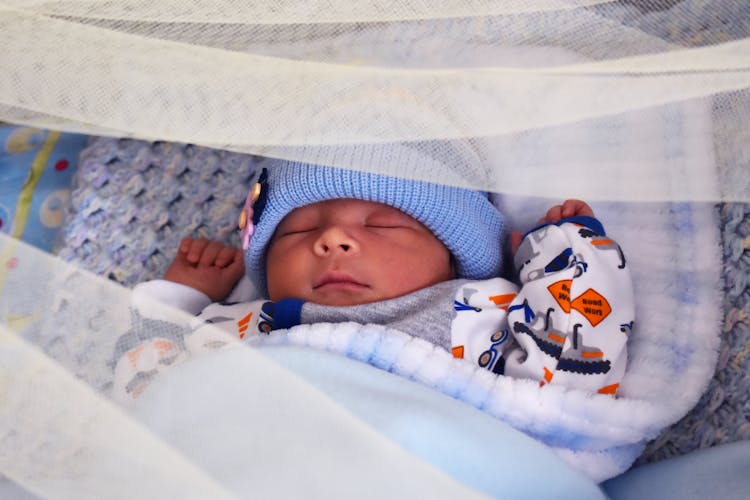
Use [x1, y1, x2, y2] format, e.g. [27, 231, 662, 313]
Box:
[280, 227, 317, 236]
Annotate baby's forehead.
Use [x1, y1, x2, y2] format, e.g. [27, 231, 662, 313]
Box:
[283, 198, 414, 220]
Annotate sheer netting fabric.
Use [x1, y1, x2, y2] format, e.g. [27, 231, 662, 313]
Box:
[1, 1, 749, 498]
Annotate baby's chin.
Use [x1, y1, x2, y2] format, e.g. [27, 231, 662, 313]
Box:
[300, 282, 437, 306]
[306, 288, 383, 307]
[276, 284, 398, 307]
[271, 284, 421, 306]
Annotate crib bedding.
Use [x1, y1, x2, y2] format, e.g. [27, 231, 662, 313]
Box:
[4, 100, 746, 495]
[239, 210, 723, 484]
[1, 145, 743, 496]
[2, 2, 750, 498]
[52, 98, 728, 458]
[54, 139, 261, 283]
[0, 126, 87, 252]
[132, 345, 606, 499]
[133, 342, 750, 500]
[92, 186, 724, 485]
[4, 116, 737, 491]
[0, 15, 745, 493]
[602, 440, 750, 500]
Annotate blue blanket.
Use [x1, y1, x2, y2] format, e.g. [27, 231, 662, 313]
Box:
[0, 126, 86, 251]
[132, 344, 606, 499]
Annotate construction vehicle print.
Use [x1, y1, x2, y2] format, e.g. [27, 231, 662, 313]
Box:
[512, 307, 565, 359]
[543, 247, 574, 274]
[514, 226, 545, 273]
[258, 301, 275, 333]
[578, 227, 626, 269]
[112, 309, 188, 367]
[515, 225, 586, 281]
[229, 303, 276, 338]
[477, 329, 510, 374]
[453, 287, 516, 313]
[112, 311, 191, 400]
[557, 324, 611, 375]
[454, 299, 482, 313]
[508, 298, 535, 323]
[453, 287, 483, 313]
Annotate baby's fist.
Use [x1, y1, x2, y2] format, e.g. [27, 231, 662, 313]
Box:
[511, 200, 595, 255]
[538, 199, 594, 225]
[165, 237, 245, 302]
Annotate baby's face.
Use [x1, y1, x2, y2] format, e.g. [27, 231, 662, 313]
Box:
[266, 199, 454, 306]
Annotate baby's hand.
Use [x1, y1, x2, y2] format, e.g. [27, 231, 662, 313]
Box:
[537, 199, 594, 224]
[164, 237, 245, 302]
[510, 200, 595, 255]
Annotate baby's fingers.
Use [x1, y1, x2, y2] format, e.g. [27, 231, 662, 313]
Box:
[215, 245, 242, 268]
[185, 238, 209, 264]
[222, 249, 246, 282]
[560, 199, 594, 218]
[542, 205, 563, 224]
[199, 241, 225, 267]
[178, 237, 194, 254]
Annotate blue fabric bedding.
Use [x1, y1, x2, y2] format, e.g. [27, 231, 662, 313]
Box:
[604, 440, 750, 500]
[263, 346, 606, 499]
[133, 344, 606, 499]
[132, 344, 750, 499]
[0, 126, 86, 252]
[1, 125, 744, 497]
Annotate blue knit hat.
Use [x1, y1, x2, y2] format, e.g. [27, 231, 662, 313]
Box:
[241, 160, 505, 294]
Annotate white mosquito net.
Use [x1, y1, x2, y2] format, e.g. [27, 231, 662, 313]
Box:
[1, 0, 749, 498]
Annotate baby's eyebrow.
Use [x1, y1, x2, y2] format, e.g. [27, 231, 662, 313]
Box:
[279, 207, 318, 226]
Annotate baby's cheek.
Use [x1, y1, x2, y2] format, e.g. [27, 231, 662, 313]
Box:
[386, 254, 450, 294]
[418, 241, 454, 279]
[266, 250, 293, 298]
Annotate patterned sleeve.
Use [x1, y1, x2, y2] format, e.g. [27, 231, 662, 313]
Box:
[111, 280, 275, 403]
[449, 278, 519, 374]
[504, 216, 635, 395]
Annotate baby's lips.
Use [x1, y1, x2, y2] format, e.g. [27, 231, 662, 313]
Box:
[313, 271, 368, 289]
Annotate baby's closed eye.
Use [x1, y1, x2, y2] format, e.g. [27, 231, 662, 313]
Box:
[365, 221, 403, 229]
[276, 210, 320, 237]
[278, 226, 318, 237]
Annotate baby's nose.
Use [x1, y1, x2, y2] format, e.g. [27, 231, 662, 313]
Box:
[313, 226, 360, 256]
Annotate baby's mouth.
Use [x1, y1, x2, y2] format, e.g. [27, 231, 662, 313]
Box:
[313, 272, 369, 290]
